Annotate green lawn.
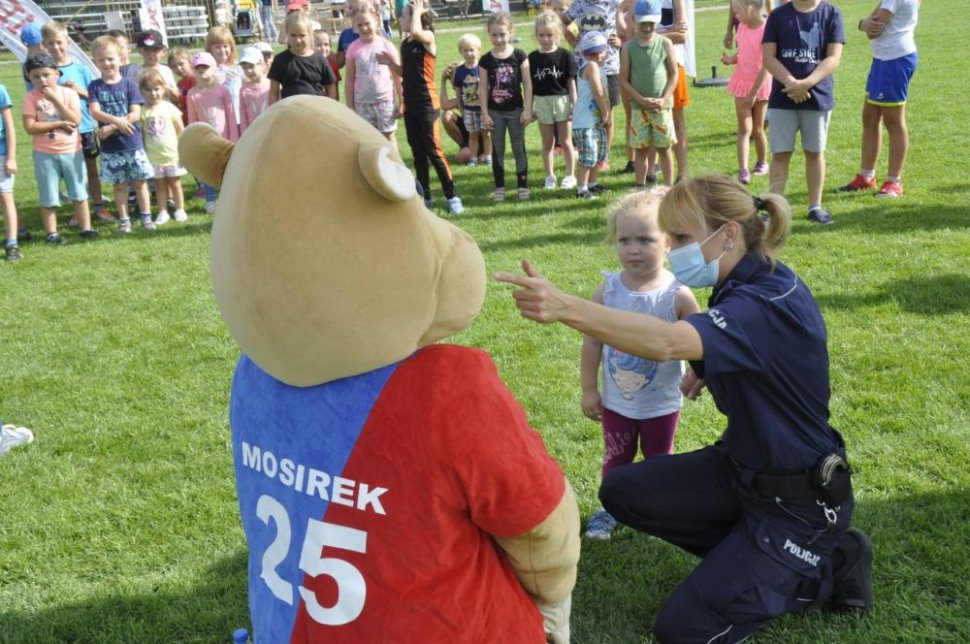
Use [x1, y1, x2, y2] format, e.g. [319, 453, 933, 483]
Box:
[2, 0, 970, 641]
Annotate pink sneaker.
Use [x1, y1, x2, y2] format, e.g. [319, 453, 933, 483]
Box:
[739, 168, 751, 185]
[597, 159, 610, 172]
[753, 161, 769, 176]
[875, 180, 904, 198]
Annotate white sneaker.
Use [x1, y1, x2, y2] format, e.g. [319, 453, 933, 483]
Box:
[560, 175, 577, 190]
[447, 196, 464, 215]
[173, 209, 188, 222]
[206, 201, 217, 214]
[0, 424, 34, 455]
[155, 210, 171, 225]
[544, 176, 558, 189]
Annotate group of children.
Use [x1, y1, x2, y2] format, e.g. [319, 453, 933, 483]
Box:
[1, 9, 349, 262]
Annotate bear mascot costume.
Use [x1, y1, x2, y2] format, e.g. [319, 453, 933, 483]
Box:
[180, 96, 581, 643]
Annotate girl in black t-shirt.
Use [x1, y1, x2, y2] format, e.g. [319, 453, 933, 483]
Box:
[268, 12, 337, 103]
[480, 12, 533, 202]
[528, 11, 578, 191]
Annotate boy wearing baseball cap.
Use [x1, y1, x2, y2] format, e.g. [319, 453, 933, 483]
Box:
[572, 31, 612, 199]
[137, 29, 178, 95]
[619, 0, 677, 188]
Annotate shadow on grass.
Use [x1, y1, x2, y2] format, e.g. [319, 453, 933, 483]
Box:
[817, 273, 970, 315]
[794, 201, 970, 234]
[0, 551, 250, 643]
[2, 489, 967, 642]
[571, 487, 970, 643]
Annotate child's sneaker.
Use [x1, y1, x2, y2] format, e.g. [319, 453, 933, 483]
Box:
[466, 158, 477, 167]
[543, 176, 557, 189]
[173, 209, 189, 222]
[588, 183, 607, 195]
[5, 245, 21, 262]
[79, 229, 100, 240]
[446, 196, 464, 215]
[0, 424, 34, 455]
[140, 215, 156, 231]
[837, 174, 877, 193]
[117, 218, 132, 235]
[597, 159, 609, 172]
[584, 509, 618, 539]
[576, 189, 596, 200]
[94, 204, 116, 222]
[155, 210, 171, 226]
[493, 187, 506, 203]
[875, 180, 904, 198]
[68, 215, 80, 227]
[17, 228, 31, 242]
[554, 145, 562, 155]
[560, 175, 577, 190]
[621, 160, 635, 174]
[645, 174, 657, 185]
[753, 161, 769, 176]
[739, 168, 751, 185]
[481, 155, 492, 166]
[517, 187, 531, 201]
[46, 232, 66, 245]
[808, 207, 833, 225]
[206, 201, 217, 214]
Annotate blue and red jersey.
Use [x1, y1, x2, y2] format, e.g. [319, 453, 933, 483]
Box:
[231, 345, 565, 642]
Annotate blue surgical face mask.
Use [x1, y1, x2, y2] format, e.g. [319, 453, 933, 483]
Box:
[666, 226, 727, 288]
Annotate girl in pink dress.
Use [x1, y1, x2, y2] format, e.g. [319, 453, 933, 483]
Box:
[721, 0, 770, 184]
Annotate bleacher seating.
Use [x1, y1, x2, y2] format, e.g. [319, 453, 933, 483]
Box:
[38, 0, 210, 43]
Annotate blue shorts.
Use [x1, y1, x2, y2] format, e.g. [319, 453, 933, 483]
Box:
[866, 53, 918, 106]
[34, 150, 88, 207]
[100, 148, 153, 185]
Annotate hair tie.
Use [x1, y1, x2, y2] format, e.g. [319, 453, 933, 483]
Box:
[752, 196, 766, 211]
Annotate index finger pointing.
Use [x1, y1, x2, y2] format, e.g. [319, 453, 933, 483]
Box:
[493, 271, 531, 287]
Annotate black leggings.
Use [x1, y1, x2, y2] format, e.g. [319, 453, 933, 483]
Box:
[403, 108, 455, 201]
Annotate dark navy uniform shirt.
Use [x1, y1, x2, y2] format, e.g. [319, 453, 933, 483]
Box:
[686, 253, 842, 474]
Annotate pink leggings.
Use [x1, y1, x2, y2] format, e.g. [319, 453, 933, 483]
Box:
[601, 407, 680, 478]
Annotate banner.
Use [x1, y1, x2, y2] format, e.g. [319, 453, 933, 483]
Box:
[484, 0, 510, 14]
[139, 0, 168, 42]
[0, 0, 98, 74]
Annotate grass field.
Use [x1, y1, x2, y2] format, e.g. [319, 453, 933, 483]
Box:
[2, 0, 970, 641]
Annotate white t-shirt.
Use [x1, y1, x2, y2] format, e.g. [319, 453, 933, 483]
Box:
[660, 0, 695, 77]
[872, 0, 919, 60]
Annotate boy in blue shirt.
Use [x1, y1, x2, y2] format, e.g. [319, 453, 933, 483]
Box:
[762, 0, 844, 224]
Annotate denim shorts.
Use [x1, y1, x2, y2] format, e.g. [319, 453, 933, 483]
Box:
[34, 150, 88, 207]
[100, 148, 154, 185]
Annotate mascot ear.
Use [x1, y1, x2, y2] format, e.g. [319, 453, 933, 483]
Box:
[179, 123, 234, 189]
[358, 143, 417, 202]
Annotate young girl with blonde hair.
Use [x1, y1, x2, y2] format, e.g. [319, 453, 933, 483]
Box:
[268, 11, 338, 102]
[721, 0, 770, 184]
[528, 11, 577, 190]
[579, 190, 699, 538]
[205, 26, 243, 121]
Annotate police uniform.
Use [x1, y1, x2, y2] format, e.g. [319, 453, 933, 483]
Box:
[600, 252, 854, 643]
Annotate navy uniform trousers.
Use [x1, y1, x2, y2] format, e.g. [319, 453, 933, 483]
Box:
[600, 444, 853, 644]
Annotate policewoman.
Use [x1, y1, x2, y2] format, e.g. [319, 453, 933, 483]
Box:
[495, 175, 873, 643]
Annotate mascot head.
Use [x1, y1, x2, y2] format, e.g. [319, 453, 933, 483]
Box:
[180, 96, 486, 386]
